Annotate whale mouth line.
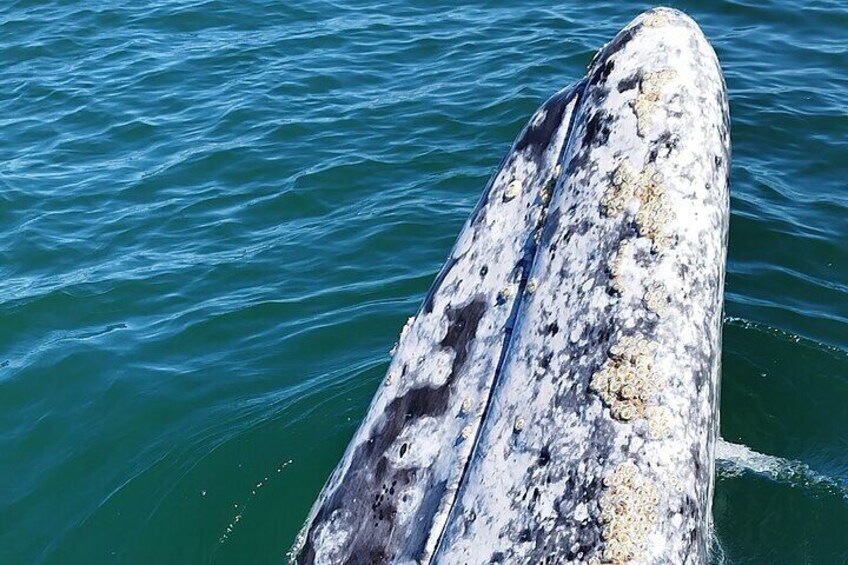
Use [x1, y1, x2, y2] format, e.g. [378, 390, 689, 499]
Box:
[427, 79, 590, 561]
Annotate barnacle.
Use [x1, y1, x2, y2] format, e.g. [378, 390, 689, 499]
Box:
[400, 316, 415, 338]
[633, 69, 676, 136]
[635, 168, 674, 250]
[590, 334, 662, 422]
[645, 406, 672, 439]
[598, 462, 659, 564]
[603, 161, 675, 250]
[504, 179, 522, 202]
[513, 416, 526, 433]
[460, 397, 473, 414]
[643, 8, 673, 27]
[603, 161, 639, 216]
[644, 283, 668, 314]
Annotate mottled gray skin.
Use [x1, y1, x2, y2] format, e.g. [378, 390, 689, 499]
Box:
[292, 7, 729, 565]
[433, 8, 729, 565]
[289, 84, 584, 565]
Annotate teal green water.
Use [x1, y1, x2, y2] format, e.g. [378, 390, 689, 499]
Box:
[2, 1, 846, 563]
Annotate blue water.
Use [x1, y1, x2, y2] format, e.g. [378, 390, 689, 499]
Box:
[2, 1, 847, 563]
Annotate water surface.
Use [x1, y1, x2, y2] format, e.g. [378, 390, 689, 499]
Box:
[2, 0, 847, 563]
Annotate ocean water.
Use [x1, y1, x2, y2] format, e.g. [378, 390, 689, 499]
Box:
[2, 0, 846, 563]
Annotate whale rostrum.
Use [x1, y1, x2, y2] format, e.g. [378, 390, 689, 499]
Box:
[291, 7, 729, 565]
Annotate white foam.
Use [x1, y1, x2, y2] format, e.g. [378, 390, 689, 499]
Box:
[716, 439, 848, 499]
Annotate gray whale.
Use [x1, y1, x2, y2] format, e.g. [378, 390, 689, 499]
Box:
[291, 7, 729, 565]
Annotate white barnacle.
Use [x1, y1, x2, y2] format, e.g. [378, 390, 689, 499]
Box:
[400, 316, 415, 338]
[460, 424, 474, 440]
[513, 416, 526, 433]
[540, 185, 551, 206]
[504, 179, 522, 202]
[460, 397, 473, 414]
[385, 372, 395, 386]
[527, 278, 538, 294]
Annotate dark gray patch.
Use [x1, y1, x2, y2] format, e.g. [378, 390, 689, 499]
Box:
[593, 58, 615, 84]
[537, 445, 552, 466]
[582, 111, 614, 150]
[539, 207, 561, 249]
[441, 298, 488, 384]
[617, 73, 641, 92]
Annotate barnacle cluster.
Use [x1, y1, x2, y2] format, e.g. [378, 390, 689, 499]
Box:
[597, 461, 660, 564]
[644, 405, 672, 439]
[643, 282, 668, 314]
[590, 334, 662, 422]
[603, 160, 674, 250]
[635, 170, 674, 250]
[602, 161, 638, 216]
[643, 8, 673, 27]
[633, 69, 676, 136]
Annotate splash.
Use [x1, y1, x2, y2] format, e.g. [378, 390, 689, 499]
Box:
[218, 458, 295, 545]
[716, 439, 848, 500]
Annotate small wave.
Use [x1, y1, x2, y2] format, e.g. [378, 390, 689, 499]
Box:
[724, 315, 848, 360]
[716, 439, 848, 500]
